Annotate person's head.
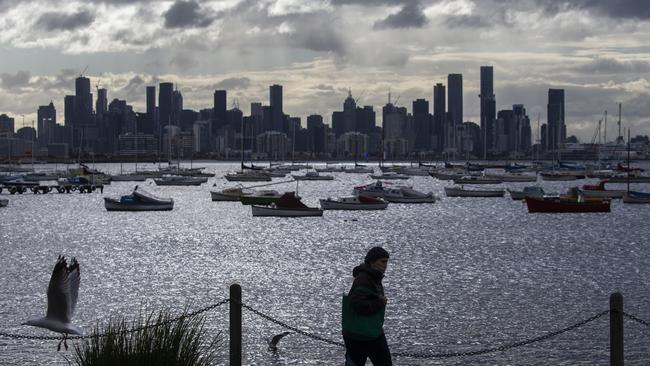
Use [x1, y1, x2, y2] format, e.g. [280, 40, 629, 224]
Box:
[364, 246, 390, 273]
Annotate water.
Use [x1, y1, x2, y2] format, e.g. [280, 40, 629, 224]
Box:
[1, 162, 650, 365]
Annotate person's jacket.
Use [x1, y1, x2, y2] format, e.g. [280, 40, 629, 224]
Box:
[348, 263, 385, 316]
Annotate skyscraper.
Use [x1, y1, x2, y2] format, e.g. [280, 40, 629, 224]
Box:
[479, 66, 496, 155]
[213, 90, 227, 132]
[146, 86, 156, 134]
[447, 73, 463, 127]
[547, 88, 565, 151]
[433, 83, 446, 151]
[96, 88, 107, 116]
[412, 98, 430, 151]
[159, 82, 174, 127]
[74, 76, 93, 150]
[343, 90, 357, 133]
[270, 84, 283, 132]
[37, 102, 56, 148]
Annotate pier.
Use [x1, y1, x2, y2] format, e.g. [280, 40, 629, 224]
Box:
[0, 182, 103, 194]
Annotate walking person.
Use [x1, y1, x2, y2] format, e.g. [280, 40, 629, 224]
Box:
[342, 246, 392, 366]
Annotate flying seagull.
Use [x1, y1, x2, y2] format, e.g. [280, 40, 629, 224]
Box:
[23, 256, 82, 351]
[268, 331, 291, 353]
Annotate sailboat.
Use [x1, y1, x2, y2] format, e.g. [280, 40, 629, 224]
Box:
[622, 128, 650, 203]
[224, 115, 271, 182]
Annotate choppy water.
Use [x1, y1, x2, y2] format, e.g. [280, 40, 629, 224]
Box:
[1, 161, 650, 365]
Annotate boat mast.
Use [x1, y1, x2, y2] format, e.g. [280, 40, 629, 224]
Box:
[617, 103, 622, 142]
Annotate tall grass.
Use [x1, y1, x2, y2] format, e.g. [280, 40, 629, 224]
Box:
[74, 309, 222, 366]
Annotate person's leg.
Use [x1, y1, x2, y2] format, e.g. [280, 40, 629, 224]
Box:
[367, 333, 392, 366]
[344, 335, 369, 366]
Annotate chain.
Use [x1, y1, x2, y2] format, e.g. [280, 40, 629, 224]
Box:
[623, 312, 650, 328]
[237, 300, 345, 347]
[0, 298, 230, 341]
[393, 310, 610, 359]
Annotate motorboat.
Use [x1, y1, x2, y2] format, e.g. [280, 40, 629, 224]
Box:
[428, 169, 465, 180]
[153, 175, 208, 186]
[524, 196, 610, 213]
[0, 198, 8, 207]
[240, 190, 282, 205]
[210, 186, 253, 201]
[252, 192, 323, 217]
[540, 171, 585, 181]
[158, 166, 214, 177]
[110, 173, 149, 182]
[453, 175, 503, 184]
[577, 180, 624, 199]
[399, 167, 432, 176]
[319, 195, 388, 210]
[384, 187, 437, 203]
[507, 186, 546, 200]
[622, 190, 650, 204]
[352, 181, 399, 197]
[606, 173, 650, 183]
[224, 171, 272, 182]
[444, 186, 505, 197]
[292, 171, 334, 181]
[484, 172, 537, 182]
[104, 186, 174, 211]
[369, 172, 410, 180]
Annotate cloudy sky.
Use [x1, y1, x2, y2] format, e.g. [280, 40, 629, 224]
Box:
[1, 0, 650, 141]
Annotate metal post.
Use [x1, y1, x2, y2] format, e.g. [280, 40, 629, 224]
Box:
[230, 284, 242, 366]
[610, 292, 623, 366]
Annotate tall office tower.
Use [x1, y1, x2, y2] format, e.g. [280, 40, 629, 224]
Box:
[250, 102, 263, 136]
[0, 114, 15, 135]
[479, 66, 496, 154]
[447, 73, 463, 127]
[37, 102, 56, 148]
[343, 90, 357, 133]
[96, 88, 107, 116]
[158, 82, 174, 128]
[146, 86, 156, 134]
[269, 84, 283, 132]
[412, 99, 430, 151]
[307, 114, 325, 154]
[172, 90, 183, 127]
[213, 90, 227, 133]
[433, 83, 446, 151]
[513, 104, 532, 153]
[64, 95, 75, 131]
[355, 105, 375, 134]
[547, 88, 565, 151]
[74, 76, 93, 150]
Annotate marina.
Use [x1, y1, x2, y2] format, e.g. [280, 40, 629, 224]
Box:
[1, 161, 650, 365]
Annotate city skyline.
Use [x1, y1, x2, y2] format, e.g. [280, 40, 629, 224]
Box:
[1, 0, 650, 141]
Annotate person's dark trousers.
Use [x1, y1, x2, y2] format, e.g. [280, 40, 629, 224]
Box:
[343, 333, 392, 366]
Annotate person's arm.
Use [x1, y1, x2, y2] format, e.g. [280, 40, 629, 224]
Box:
[348, 275, 385, 315]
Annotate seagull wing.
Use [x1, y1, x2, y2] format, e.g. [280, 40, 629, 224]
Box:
[270, 331, 291, 347]
[68, 258, 80, 318]
[46, 256, 77, 324]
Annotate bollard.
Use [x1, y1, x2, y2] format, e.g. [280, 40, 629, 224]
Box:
[610, 292, 623, 366]
[230, 284, 242, 366]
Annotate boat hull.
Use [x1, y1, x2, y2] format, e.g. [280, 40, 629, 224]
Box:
[319, 199, 388, 210]
[445, 187, 505, 197]
[525, 197, 610, 213]
[622, 191, 650, 204]
[210, 191, 244, 201]
[251, 205, 323, 217]
[104, 198, 174, 211]
[240, 196, 280, 205]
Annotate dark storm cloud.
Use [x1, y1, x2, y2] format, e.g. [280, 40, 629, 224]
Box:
[576, 57, 650, 74]
[0, 70, 31, 89]
[529, 0, 650, 20]
[214, 77, 251, 90]
[164, 0, 215, 28]
[373, 2, 428, 30]
[35, 10, 95, 31]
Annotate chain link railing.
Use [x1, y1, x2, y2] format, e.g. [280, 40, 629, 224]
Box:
[623, 311, 650, 328]
[0, 298, 230, 341]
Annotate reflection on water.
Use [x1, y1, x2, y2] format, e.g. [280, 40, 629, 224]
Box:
[1, 162, 650, 365]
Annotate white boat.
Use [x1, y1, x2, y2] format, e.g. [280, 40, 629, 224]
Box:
[319, 195, 388, 210]
[369, 172, 410, 180]
[251, 192, 323, 217]
[153, 175, 208, 186]
[224, 171, 272, 182]
[453, 175, 503, 184]
[353, 181, 401, 197]
[429, 169, 465, 180]
[0, 198, 8, 207]
[110, 173, 150, 182]
[292, 171, 334, 181]
[104, 186, 174, 211]
[622, 190, 650, 204]
[210, 187, 253, 201]
[507, 186, 546, 200]
[445, 186, 505, 197]
[577, 180, 624, 199]
[384, 187, 437, 203]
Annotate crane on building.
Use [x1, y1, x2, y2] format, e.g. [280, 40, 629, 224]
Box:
[79, 65, 88, 78]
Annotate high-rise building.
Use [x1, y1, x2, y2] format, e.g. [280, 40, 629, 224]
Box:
[433, 83, 446, 151]
[96, 88, 107, 116]
[159, 82, 174, 127]
[270, 84, 283, 132]
[479, 66, 496, 155]
[172, 90, 183, 126]
[146, 86, 156, 134]
[213, 90, 227, 132]
[74, 76, 93, 150]
[307, 114, 326, 155]
[447, 74, 463, 127]
[37, 102, 56, 148]
[547, 88, 565, 151]
[0, 114, 14, 135]
[412, 99, 430, 151]
[343, 90, 357, 133]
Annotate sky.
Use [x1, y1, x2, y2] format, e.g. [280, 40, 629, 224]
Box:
[1, 0, 650, 142]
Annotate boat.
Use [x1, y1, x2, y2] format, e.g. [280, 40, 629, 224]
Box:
[540, 171, 585, 181]
[384, 187, 437, 203]
[507, 186, 546, 200]
[524, 196, 610, 213]
[210, 187, 253, 201]
[153, 175, 208, 186]
[342, 165, 374, 174]
[352, 181, 398, 197]
[240, 190, 282, 205]
[0, 198, 8, 207]
[224, 171, 272, 182]
[428, 169, 465, 180]
[606, 173, 650, 183]
[110, 172, 150, 182]
[369, 172, 410, 180]
[578, 180, 624, 199]
[251, 192, 323, 217]
[622, 191, 650, 204]
[104, 186, 174, 211]
[453, 175, 503, 184]
[484, 172, 537, 182]
[292, 171, 334, 181]
[319, 194, 388, 210]
[444, 186, 505, 197]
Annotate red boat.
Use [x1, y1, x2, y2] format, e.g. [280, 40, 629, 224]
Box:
[524, 196, 611, 213]
[616, 163, 644, 172]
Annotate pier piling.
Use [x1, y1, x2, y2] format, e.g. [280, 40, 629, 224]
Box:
[610, 292, 624, 366]
[230, 283, 242, 366]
